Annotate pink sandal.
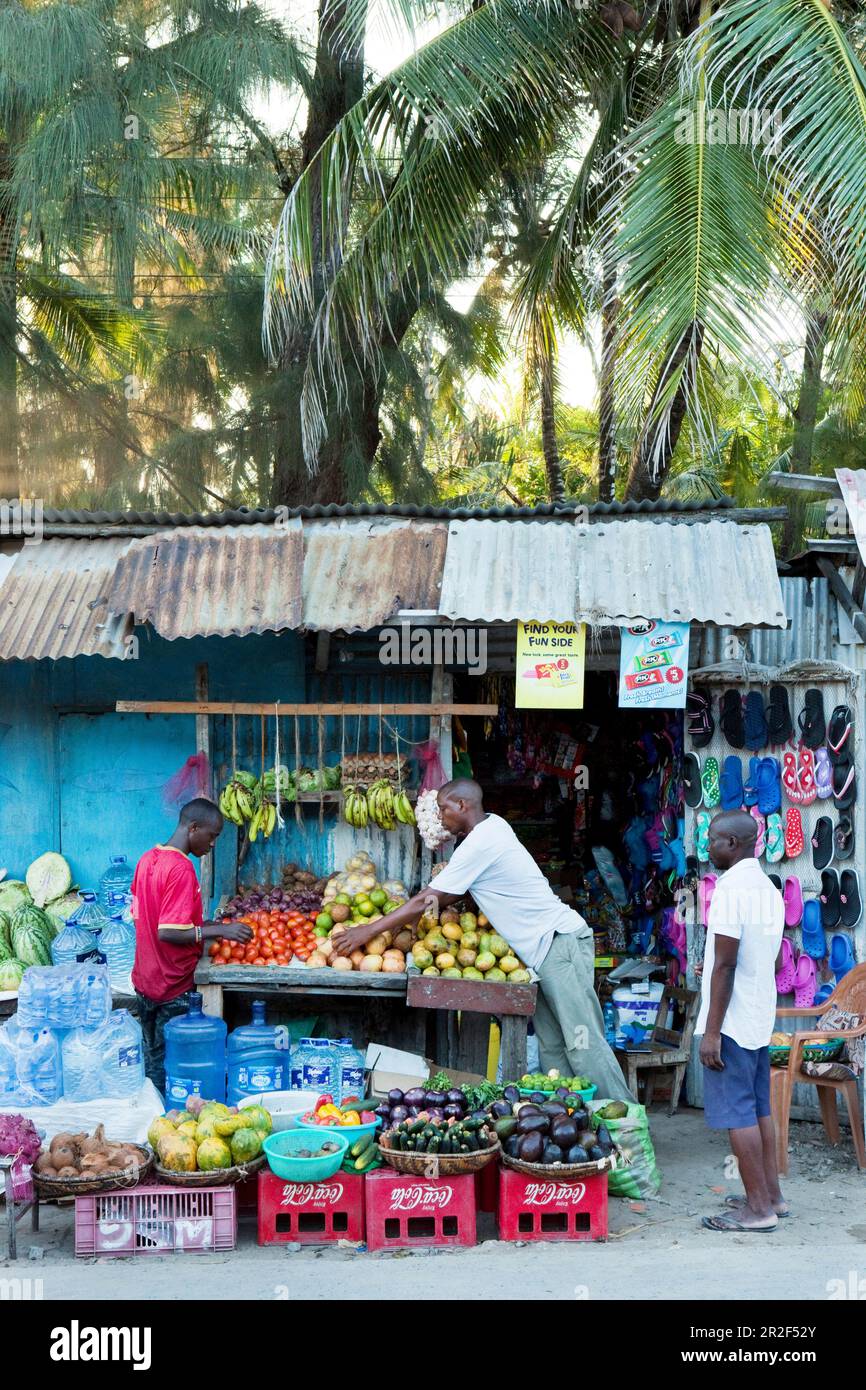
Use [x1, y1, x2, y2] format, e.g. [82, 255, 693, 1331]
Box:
[775, 937, 797, 993]
[793, 951, 817, 1008]
[698, 874, 717, 927]
[784, 807, 804, 857]
[783, 876, 803, 927]
[798, 747, 817, 806]
[750, 807, 766, 856]
[782, 748, 803, 803]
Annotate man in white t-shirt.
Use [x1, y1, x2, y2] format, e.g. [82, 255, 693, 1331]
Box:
[697, 810, 786, 1234]
[333, 778, 632, 1103]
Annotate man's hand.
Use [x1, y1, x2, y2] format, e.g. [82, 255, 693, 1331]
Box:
[699, 1031, 724, 1071]
[216, 921, 253, 945]
[332, 924, 377, 958]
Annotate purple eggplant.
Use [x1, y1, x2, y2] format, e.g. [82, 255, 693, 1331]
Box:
[387, 1088, 405, 1106]
[426, 1107, 445, 1122]
[443, 1103, 463, 1120]
[446, 1089, 467, 1107]
[424, 1091, 446, 1108]
[389, 1105, 409, 1123]
[402, 1087, 427, 1107]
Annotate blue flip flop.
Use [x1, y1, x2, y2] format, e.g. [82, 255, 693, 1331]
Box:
[720, 755, 744, 810]
[743, 755, 761, 808]
[756, 756, 781, 815]
[801, 899, 827, 960]
[744, 690, 769, 751]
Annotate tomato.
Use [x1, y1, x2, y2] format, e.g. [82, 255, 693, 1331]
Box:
[295, 948, 310, 962]
[252, 955, 266, 966]
[276, 953, 290, 965]
[219, 944, 232, 960]
[212, 955, 227, 966]
[231, 947, 244, 961]
[244, 948, 258, 963]
[261, 942, 274, 958]
[208, 942, 220, 958]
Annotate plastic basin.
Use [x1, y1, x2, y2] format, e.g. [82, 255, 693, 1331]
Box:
[292, 1113, 382, 1148]
[262, 1128, 350, 1181]
[239, 1091, 320, 1132]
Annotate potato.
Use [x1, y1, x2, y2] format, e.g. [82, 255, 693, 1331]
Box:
[359, 953, 383, 972]
[307, 951, 328, 968]
[365, 933, 388, 956]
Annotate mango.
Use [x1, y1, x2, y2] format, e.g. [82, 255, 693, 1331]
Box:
[475, 951, 496, 972]
[147, 1116, 176, 1152]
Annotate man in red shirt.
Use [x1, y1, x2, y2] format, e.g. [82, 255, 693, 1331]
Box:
[131, 798, 251, 1085]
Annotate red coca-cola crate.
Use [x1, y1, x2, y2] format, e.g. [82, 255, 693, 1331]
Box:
[475, 1160, 499, 1213]
[257, 1169, 365, 1246]
[497, 1167, 608, 1242]
[365, 1169, 476, 1251]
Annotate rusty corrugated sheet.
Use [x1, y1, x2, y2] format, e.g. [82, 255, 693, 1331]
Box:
[438, 518, 788, 628]
[0, 538, 132, 660]
[302, 518, 448, 631]
[108, 521, 304, 639]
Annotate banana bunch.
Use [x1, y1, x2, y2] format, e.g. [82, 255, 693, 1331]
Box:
[394, 789, 416, 826]
[366, 778, 397, 830]
[219, 770, 257, 827]
[248, 800, 277, 842]
[343, 784, 369, 828]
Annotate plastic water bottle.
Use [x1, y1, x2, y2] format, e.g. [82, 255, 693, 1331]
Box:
[98, 855, 134, 913]
[67, 892, 110, 963]
[61, 1025, 103, 1102]
[82, 967, 112, 1027]
[163, 992, 227, 1105]
[226, 1000, 289, 1104]
[100, 1010, 145, 1098]
[51, 917, 101, 966]
[0, 1016, 63, 1105]
[100, 896, 136, 993]
[336, 1037, 365, 1105]
[603, 1000, 618, 1047]
[300, 1038, 338, 1096]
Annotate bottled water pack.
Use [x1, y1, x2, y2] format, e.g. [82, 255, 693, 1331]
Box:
[16, 963, 112, 1030]
[0, 1015, 63, 1106]
[61, 1009, 145, 1102]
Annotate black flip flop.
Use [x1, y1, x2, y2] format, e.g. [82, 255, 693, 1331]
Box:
[743, 691, 769, 751]
[820, 869, 841, 930]
[798, 688, 826, 750]
[702, 1213, 777, 1234]
[720, 689, 745, 748]
[828, 704, 854, 764]
[833, 756, 857, 811]
[688, 686, 715, 748]
[683, 753, 703, 808]
[767, 684, 794, 746]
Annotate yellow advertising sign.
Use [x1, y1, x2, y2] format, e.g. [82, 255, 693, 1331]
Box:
[515, 621, 586, 708]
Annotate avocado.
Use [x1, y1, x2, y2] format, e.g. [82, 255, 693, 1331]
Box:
[494, 1116, 518, 1142]
[505, 1135, 521, 1158]
[588, 1144, 606, 1161]
[517, 1131, 545, 1163]
[542, 1142, 565, 1164]
[597, 1100, 628, 1121]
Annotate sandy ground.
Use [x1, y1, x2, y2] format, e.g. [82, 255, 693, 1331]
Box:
[4, 1108, 865, 1301]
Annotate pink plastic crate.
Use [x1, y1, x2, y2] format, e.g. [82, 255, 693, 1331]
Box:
[496, 1166, 608, 1242]
[75, 1183, 237, 1257]
[365, 1169, 476, 1251]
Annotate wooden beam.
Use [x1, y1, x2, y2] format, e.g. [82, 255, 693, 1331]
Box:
[116, 700, 499, 716]
[765, 472, 841, 497]
[816, 556, 866, 643]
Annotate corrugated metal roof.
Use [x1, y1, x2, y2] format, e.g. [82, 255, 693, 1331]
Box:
[108, 522, 304, 639]
[302, 518, 448, 631]
[0, 538, 132, 660]
[438, 519, 788, 627]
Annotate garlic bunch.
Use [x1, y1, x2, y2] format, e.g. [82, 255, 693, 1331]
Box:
[415, 789, 450, 850]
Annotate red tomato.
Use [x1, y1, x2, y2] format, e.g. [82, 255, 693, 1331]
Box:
[208, 942, 219, 958]
[252, 955, 266, 966]
[276, 953, 290, 965]
[212, 956, 227, 966]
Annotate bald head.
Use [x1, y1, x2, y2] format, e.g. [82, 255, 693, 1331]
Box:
[437, 778, 485, 837]
[709, 809, 757, 870]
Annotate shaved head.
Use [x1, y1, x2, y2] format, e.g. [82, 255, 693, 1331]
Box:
[709, 809, 757, 869]
[439, 778, 484, 808]
[437, 778, 486, 837]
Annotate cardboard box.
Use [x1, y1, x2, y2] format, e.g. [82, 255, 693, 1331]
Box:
[365, 1044, 488, 1098]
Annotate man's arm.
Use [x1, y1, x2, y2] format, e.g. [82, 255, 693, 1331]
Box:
[332, 888, 461, 958]
[158, 920, 252, 947]
[698, 934, 739, 1071]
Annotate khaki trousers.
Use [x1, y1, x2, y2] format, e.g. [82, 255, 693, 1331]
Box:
[534, 932, 634, 1104]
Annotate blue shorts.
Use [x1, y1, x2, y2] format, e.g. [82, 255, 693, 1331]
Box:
[702, 1034, 771, 1130]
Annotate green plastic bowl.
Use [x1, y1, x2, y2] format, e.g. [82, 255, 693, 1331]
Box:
[262, 1128, 350, 1181]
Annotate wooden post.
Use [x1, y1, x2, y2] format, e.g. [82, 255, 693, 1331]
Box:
[420, 663, 453, 886]
[499, 1015, 529, 1082]
[195, 663, 214, 911]
[199, 982, 224, 1019]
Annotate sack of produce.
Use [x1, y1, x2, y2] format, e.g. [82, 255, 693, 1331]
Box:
[594, 1100, 661, 1199]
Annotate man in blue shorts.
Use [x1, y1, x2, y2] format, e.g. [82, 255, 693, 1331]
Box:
[697, 809, 786, 1233]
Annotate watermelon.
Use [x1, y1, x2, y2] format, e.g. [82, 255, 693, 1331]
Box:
[10, 905, 54, 966]
[0, 881, 31, 915]
[0, 958, 25, 992]
[0, 910, 12, 961]
[26, 852, 72, 908]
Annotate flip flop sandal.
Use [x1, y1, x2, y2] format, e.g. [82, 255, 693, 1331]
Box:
[827, 704, 853, 763]
[820, 869, 841, 930]
[814, 981, 835, 1006]
[811, 815, 834, 871]
[698, 873, 717, 926]
[720, 689, 746, 748]
[767, 684, 794, 746]
[814, 748, 833, 800]
[801, 899, 827, 960]
[768, 873, 782, 891]
[756, 756, 781, 815]
[834, 816, 855, 861]
[724, 1196, 790, 1219]
[683, 752, 703, 808]
[798, 688, 826, 750]
[783, 875, 803, 927]
[797, 747, 817, 806]
[701, 756, 721, 808]
[839, 869, 862, 929]
[743, 755, 761, 807]
[720, 755, 745, 810]
[744, 690, 769, 751]
[829, 931, 855, 983]
[701, 1213, 777, 1234]
[695, 811, 712, 863]
[687, 685, 715, 748]
[765, 812, 784, 863]
[775, 936, 798, 992]
[750, 807, 766, 856]
[784, 807, 804, 858]
[832, 757, 857, 811]
[668, 823, 688, 878]
[793, 951, 817, 1009]
[781, 748, 804, 804]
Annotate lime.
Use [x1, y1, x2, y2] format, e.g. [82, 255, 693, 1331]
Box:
[315, 911, 333, 930]
[334, 893, 351, 905]
[369, 889, 387, 907]
[358, 900, 376, 917]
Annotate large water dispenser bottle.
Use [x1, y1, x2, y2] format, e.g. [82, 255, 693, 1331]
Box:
[51, 913, 101, 967]
[226, 1000, 289, 1103]
[100, 894, 137, 993]
[98, 854, 134, 913]
[163, 992, 227, 1105]
[336, 1037, 366, 1104]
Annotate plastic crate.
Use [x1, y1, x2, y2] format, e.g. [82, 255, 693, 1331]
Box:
[496, 1166, 608, 1242]
[75, 1183, 237, 1257]
[365, 1169, 476, 1252]
[475, 1160, 499, 1214]
[257, 1169, 364, 1246]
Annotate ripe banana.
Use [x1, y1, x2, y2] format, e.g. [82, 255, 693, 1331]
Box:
[394, 790, 416, 826]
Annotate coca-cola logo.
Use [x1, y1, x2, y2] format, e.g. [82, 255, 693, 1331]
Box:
[524, 1181, 586, 1206]
[280, 1183, 343, 1207]
[389, 1185, 453, 1212]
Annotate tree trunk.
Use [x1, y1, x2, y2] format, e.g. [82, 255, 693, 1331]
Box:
[780, 310, 828, 557]
[624, 321, 705, 501]
[0, 137, 19, 499]
[597, 253, 618, 502]
[539, 337, 565, 504]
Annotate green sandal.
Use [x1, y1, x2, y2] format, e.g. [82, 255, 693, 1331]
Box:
[701, 755, 721, 808]
[695, 811, 712, 863]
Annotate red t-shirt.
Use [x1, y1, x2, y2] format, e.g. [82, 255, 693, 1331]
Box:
[131, 846, 203, 1004]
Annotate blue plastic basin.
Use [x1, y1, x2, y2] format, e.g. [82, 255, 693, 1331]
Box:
[262, 1128, 350, 1181]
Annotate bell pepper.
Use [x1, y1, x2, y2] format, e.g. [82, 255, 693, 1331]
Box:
[360, 1111, 376, 1124]
[315, 1104, 342, 1120]
[339, 1111, 360, 1126]
[314, 1094, 334, 1113]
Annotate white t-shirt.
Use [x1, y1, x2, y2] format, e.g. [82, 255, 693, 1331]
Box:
[431, 813, 588, 972]
[696, 856, 784, 1050]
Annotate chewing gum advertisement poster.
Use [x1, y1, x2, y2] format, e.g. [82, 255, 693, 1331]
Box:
[618, 620, 690, 709]
[516, 621, 586, 708]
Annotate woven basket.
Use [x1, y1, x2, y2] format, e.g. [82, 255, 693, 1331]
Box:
[501, 1150, 618, 1180]
[33, 1147, 153, 1199]
[769, 1039, 844, 1067]
[377, 1135, 500, 1177]
[153, 1152, 267, 1188]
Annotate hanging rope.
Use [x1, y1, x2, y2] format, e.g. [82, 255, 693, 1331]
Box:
[318, 713, 326, 832]
[274, 702, 285, 828]
[294, 713, 302, 828]
[231, 708, 237, 773]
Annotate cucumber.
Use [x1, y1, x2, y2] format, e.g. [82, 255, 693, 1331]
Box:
[463, 1116, 485, 1132]
[407, 1118, 427, 1136]
[427, 1136, 441, 1153]
[354, 1147, 380, 1173]
[351, 1135, 375, 1159]
[341, 1097, 378, 1113]
[464, 1133, 480, 1152]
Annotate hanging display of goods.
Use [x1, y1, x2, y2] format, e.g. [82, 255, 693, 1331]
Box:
[343, 779, 415, 830]
[340, 752, 411, 785]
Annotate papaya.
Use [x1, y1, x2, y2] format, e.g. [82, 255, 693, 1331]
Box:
[198, 1102, 232, 1124]
[229, 1127, 263, 1164]
[176, 1120, 198, 1141]
[157, 1134, 197, 1172]
[147, 1115, 177, 1152]
[239, 1105, 272, 1136]
[194, 1117, 219, 1144]
[215, 1113, 253, 1137]
[196, 1137, 232, 1171]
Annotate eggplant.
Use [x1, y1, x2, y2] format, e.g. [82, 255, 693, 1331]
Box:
[424, 1091, 447, 1108]
[505, 1136, 521, 1158]
[426, 1107, 445, 1122]
[517, 1112, 550, 1136]
[555, 1086, 570, 1101]
[442, 1103, 463, 1119]
[490, 1100, 513, 1120]
[542, 1142, 565, 1164]
[469, 1109, 488, 1125]
[446, 1089, 466, 1107]
[596, 1124, 612, 1148]
[387, 1088, 405, 1106]
[406, 1105, 422, 1117]
[588, 1145, 605, 1162]
[570, 1108, 589, 1129]
[502, 1085, 520, 1104]
[389, 1105, 409, 1123]
[541, 1101, 568, 1119]
[550, 1116, 579, 1151]
[374, 1105, 391, 1121]
[566, 1144, 589, 1164]
[517, 1132, 545, 1164]
[403, 1087, 427, 1107]
[530, 1092, 548, 1105]
[577, 1130, 595, 1150]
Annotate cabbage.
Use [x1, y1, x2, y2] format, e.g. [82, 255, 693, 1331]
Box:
[323, 765, 342, 790]
[44, 892, 83, 936]
[0, 881, 31, 915]
[26, 852, 72, 908]
[0, 959, 25, 992]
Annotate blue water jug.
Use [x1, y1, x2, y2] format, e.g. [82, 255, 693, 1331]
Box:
[98, 855, 134, 913]
[163, 991, 227, 1105]
[226, 1000, 289, 1103]
[63, 892, 109, 963]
